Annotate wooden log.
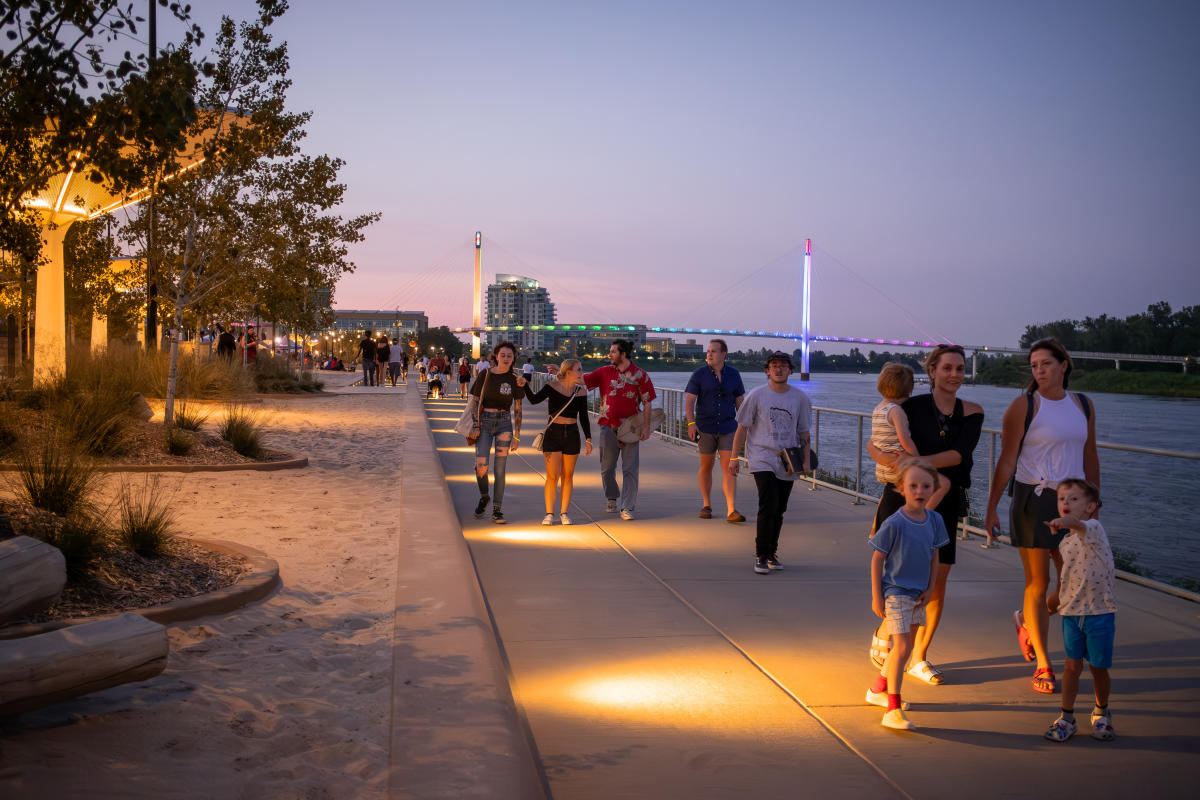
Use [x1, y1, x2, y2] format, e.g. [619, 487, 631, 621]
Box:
[0, 612, 168, 716]
[0, 536, 67, 623]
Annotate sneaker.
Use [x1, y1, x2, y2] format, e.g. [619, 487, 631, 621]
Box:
[620, 509, 635, 521]
[754, 557, 770, 574]
[767, 554, 784, 570]
[542, 514, 555, 526]
[698, 505, 713, 519]
[606, 499, 618, 513]
[559, 512, 573, 526]
[726, 510, 746, 523]
[491, 510, 506, 524]
[881, 708, 915, 730]
[1044, 715, 1077, 742]
[1090, 712, 1114, 741]
[474, 496, 490, 518]
[865, 690, 909, 710]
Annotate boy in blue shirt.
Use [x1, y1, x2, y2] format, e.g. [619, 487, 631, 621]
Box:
[867, 460, 950, 730]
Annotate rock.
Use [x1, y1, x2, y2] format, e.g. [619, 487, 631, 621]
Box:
[129, 393, 153, 421]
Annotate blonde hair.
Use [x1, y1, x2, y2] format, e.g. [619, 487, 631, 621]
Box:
[558, 358, 581, 375]
[897, 459, 940, 486]
[877, 363, 914, 400]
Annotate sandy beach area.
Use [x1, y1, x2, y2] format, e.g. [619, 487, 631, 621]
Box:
[1, 389, 409, 800]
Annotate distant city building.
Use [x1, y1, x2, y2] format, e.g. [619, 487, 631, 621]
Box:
[485, 274, 557, 352]
[331, 309, 428, 343]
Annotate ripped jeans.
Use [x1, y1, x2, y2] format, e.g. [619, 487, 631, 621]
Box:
[475, 410, 512, 510]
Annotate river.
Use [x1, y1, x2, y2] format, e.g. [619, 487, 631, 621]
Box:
[639, 370, 1200, 587]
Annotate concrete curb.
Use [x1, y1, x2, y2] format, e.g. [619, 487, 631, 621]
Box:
[0, 538, 280, 640]
[0, 456, 308, 474]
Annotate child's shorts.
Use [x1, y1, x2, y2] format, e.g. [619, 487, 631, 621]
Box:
[1062, 613, 1115, 669]
[884, 594, 925, 635]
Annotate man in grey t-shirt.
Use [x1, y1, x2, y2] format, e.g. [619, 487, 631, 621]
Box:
[729, 351, 812, 574]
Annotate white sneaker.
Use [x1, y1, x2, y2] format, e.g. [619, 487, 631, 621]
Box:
[559, 512, 573, 526]
[865, 690, 910, 710]
[606, 499, 618, 513]
[541, 514, 555, 526]
[881, 708, 915, 730]
[620, 509, 635, 520]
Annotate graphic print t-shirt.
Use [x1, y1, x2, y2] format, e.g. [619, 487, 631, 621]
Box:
[735, 384, 812, 479]
[470, 370, 520, 411]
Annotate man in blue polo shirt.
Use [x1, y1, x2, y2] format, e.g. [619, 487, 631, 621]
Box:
[685, 338, 746, 522]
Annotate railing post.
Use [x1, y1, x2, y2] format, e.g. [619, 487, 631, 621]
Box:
[854, 414, 864, 504]
[810, 409, 821, 491]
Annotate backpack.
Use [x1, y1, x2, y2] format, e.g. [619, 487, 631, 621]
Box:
[1007, 391, 1091, 496]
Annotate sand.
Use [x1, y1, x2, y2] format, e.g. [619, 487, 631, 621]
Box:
[0, 387, 408, 800]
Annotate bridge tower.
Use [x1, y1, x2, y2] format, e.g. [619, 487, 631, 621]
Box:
[472, 231, 482, 359]
[800, 238, 812, 380]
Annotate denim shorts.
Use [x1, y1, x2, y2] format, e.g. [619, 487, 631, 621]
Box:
[883, 594, 926, 635]
[1062, 613, 1115, 669]
[475, 410, 513, 459]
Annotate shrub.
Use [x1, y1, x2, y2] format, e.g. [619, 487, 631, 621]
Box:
[0, 412, 17, 452]
[27, 512, 105, 581]
[16, 388, 51, 410]
[115, 476, 178, 557]
[253, 356, 303, 393]
[218, 404, 264, 458]
[52, 388, 132, 455]
[165, 426, 196, 455]
[173, 400, 210, 431]
[10, 435, 100, 517]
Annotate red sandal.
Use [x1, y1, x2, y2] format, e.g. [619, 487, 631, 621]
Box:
[1032, 666, 1057, 694]
[1014, 610, 1035, 662]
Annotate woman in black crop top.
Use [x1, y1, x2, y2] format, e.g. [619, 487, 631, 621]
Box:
[522, 358, 592, 526]
[468, 341, 522, 524]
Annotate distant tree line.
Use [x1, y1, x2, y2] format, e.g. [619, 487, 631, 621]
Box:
[726, 347, 924, 373]
[1019, 302, 1199, 357]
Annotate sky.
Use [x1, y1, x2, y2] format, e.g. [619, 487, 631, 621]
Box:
[167, 0, 1198, 350]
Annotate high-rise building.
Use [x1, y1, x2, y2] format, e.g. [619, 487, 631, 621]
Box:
[485, 274, 556, 353]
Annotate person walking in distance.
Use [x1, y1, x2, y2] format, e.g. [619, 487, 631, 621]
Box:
[583, 339, 656, 520]
[356, 331, 377, 386]
[686, 338, 746, 522]
[728, 351, 812, 574]
[387, 339, 403, 387]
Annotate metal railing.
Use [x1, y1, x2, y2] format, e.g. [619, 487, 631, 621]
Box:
[525, 373, 1200, 599]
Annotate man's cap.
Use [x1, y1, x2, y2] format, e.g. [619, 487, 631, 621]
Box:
[765, 350, 794, 368]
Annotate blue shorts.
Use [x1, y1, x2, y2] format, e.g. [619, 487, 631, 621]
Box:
[1061, 613, 1115, 669]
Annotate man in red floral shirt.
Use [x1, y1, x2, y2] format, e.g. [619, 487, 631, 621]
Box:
[584, 339, 656, 520]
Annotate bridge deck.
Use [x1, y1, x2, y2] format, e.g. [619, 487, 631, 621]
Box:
[427, 392, 1199, 799]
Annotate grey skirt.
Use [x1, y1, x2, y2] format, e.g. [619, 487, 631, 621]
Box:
[1009, 481, 1066, 549]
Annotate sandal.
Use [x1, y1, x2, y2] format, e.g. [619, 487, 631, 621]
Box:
[1090, 713, 1115, 741]
[1043, 715, 1077, 742]
[1014, 610, 1035, 662]
[1032, 666, 1057, 694]
[869, 629, 891, 669]
[906, 660, 945, 686]
[698, 505, 713, 519]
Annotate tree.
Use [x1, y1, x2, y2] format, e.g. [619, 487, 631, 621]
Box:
[120, 1, 377, 424]
[416, 326, 465, 360]
[1, 1, 202, 253]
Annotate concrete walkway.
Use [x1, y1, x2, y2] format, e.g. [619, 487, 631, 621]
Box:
[425, 394, 1200, 799]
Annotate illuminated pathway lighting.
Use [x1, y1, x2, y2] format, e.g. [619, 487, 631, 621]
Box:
[444, 473, 548, 488]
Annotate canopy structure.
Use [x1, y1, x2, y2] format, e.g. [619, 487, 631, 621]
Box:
[22, 127, 210, 385]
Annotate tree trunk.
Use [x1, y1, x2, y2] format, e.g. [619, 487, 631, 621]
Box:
[0, 613, 168, 716]
[164, 299, 185, 427]
[0, 537, 67, 624]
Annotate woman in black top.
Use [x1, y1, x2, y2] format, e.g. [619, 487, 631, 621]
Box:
[469, 341, 522, 524]
[867, 345, 984, 686]
[522, 358, 592, 526]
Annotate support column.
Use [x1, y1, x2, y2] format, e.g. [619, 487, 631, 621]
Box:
[90, 311, 108, 353]
[34, 224, 71, 387]
[1114, 359, 1121, 371]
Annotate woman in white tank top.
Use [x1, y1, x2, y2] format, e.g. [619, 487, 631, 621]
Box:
[986, 339, 1099, 695]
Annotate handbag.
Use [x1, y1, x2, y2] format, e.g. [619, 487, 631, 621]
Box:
[456, 371, 489, 445]
[779, 446, 818, 476]
[530, 385, 578, 452]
